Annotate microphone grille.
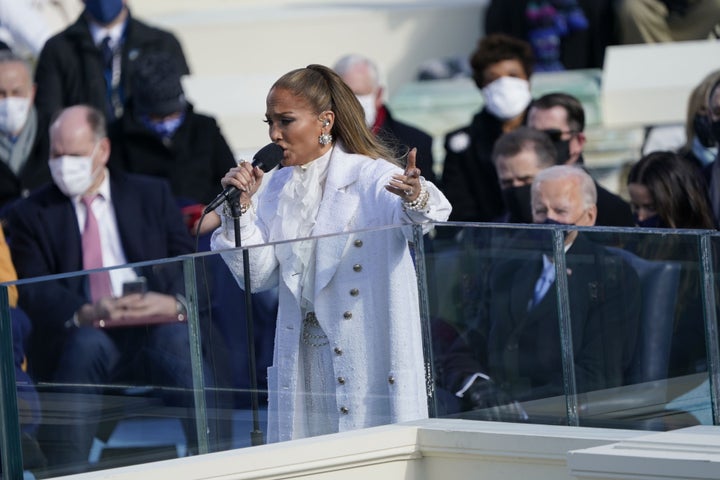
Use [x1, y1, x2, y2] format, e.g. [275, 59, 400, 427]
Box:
[252, 143, 284, 172]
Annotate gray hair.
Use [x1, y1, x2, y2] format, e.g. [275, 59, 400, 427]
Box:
[532, 165, 597, 209]
[333, 53, 381, 89]
[0, 50, 32, 79]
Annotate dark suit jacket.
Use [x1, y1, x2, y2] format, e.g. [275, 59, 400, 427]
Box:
[443, 233, 641, 402]
[33, 10, 189, 126]
[595, 182, 634, 227]
[6, 171, 193, 378]
[0, 114, 51, 214]
[376, 106, 437, 185]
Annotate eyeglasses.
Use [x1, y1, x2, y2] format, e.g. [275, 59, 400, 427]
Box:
[541, 129, 578, 142]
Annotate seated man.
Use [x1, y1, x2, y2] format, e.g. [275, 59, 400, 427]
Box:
[6, 105, 221, 475]
[526, 92, 635, 227]
[492, 126, 557, 223]
[0, 50, 51, 214]
[442, 166, 640, 418]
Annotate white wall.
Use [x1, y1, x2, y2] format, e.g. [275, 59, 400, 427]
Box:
[602, 40, 720, 128]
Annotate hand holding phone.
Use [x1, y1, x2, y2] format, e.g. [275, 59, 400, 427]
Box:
[122, 277, 147, 296]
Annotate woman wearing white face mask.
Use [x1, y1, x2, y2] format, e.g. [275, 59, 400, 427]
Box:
[440, 33, 534, 227]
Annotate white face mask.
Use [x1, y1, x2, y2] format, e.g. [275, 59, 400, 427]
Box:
[356, 93, 377, 128]
[0, 96, 31, 135]
[481, 76, 532, 120]
[49, 144, 101, 197]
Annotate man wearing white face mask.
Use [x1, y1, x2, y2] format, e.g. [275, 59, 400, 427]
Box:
[0, 50, 51, 213]
[333, 54, 437, 184]
[441, 34, 535, 226]
[6, 105, 231, 474]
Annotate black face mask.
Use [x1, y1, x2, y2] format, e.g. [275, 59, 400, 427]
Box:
[711, 119, 720, 145]
[694, 113, 716, 148]
[523, 218, 571, 255]
[552, 139, 571, 165]
[633, 213, 663, 228]
[502, 184, 533, 223]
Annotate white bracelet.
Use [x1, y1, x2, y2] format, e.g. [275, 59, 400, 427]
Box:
[402, 177, 430, 212]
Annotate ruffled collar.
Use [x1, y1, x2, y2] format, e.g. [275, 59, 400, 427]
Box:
[272, 146, 334, 310]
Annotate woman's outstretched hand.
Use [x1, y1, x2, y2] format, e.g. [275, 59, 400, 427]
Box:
[386, 147, 422, 201]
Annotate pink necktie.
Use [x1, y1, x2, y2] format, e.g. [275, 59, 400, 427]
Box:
[81, 195, 113, 302]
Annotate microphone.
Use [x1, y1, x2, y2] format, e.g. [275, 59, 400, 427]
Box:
[204, 142, 284, 214]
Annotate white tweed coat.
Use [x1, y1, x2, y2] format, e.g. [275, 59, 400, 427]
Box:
[211, 144, 451, 442]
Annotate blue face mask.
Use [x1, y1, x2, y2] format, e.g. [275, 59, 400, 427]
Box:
[85, 0, 124, 25]
[141, 112, 185, 139]
[633, 213, 662, 228]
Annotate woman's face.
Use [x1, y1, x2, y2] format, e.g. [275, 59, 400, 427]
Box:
[265, 87, 331, 167]
[628, 182, 658, 223]
[481, 58, 528, 88]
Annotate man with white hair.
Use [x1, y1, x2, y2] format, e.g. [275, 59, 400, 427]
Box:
[333, 53, 436, 183]
[442, 165, 640, 418]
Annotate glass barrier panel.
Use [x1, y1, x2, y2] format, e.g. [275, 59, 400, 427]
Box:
[427, 223, 566, 423]
[4, 223, 720, 480]
[0, 224, 438, 478]
[707, 234, 720, 425]
[0, 284, 25, 480]
[573, 228, 712, 431]
[3, 256, 216, 478]
[211, 225, 432, 444]
[424, 223, 716, 432]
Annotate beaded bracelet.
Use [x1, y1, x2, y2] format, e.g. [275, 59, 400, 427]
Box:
[221, 201, 252, 219]
[402, 177, 430, 212]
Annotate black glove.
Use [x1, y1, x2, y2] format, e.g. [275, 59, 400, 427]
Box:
[455, 373, 529, 422]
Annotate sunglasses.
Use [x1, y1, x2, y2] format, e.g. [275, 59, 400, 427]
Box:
[541, 129, 577, 142]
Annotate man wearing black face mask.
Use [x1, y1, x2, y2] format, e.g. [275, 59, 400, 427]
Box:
[526, 92, 634, 227]
[441, 166, 640, 418]
[492, 126, 557, 223]
[33, 0, 190, 133]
